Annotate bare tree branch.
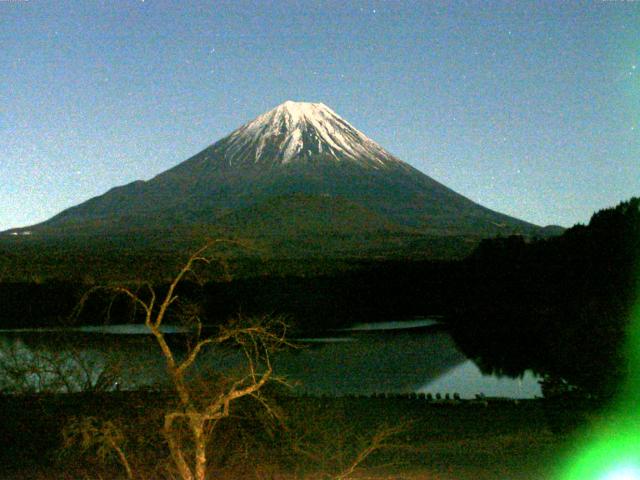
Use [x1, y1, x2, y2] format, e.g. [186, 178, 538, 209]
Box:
[68, 241, 291, 480]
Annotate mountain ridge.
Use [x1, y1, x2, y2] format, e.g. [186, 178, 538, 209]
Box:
[5, 101, 551, 253]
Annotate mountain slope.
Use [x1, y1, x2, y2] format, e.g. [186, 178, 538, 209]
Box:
[12, 101, 543, 244]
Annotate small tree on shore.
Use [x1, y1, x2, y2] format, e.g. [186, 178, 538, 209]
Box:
[74, 242, 290, 480]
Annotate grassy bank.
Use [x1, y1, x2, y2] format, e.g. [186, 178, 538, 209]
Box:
[0, 392, 582, 479]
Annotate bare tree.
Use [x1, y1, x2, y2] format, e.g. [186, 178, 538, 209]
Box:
[286, 400, 409, 480]
[332, 423, 407, 480]
[75, 242, 290, 480]
[62, 416, 134, 480]
[0, 336, 123, 394]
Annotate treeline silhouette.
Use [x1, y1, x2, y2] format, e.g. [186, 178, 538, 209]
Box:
[448, 198, 640, 397]
[0, 260, 456, 334]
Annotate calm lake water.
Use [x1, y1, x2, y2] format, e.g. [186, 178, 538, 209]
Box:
[0, 319, 541, 398]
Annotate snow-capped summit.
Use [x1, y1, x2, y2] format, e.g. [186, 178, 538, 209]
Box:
[217, 101, 403, 167]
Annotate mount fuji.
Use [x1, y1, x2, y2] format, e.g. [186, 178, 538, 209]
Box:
[10, 101, 550, 257]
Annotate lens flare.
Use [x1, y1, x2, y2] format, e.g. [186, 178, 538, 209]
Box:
[601, 464, 640, 480]
[557, 261, 640, 479]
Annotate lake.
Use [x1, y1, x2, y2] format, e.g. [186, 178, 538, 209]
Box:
[0, 319, 541, 398]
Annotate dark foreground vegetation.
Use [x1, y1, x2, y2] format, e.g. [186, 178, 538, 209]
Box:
[449, 197, 640, 398]
[0, 198, 637, 478]
[0, 392, 576, 480]
[0, 259, 457, 335]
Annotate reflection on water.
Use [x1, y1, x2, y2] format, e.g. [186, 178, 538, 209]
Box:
[279, 327, 466, 396]
[335, 318, 441, 331]
[0, 324, 188, 335]
[421, 361, 541, 399]
[0, 319, 540, 398]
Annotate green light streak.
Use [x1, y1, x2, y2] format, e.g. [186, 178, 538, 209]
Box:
[557, 285, 640, 479]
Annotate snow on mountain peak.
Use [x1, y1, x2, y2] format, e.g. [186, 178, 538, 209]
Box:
[275, 100, 332, 119]
[220, 101, 403, 167]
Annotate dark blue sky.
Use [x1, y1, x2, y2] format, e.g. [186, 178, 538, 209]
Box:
[1, 0, 638, 230]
